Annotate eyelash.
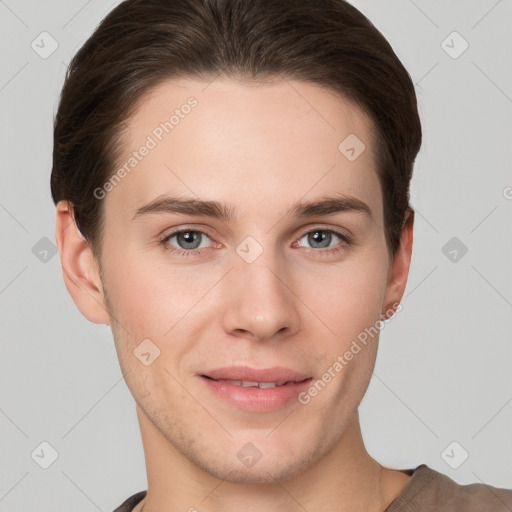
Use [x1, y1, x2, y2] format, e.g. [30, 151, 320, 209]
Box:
[159, 226, 351, 258]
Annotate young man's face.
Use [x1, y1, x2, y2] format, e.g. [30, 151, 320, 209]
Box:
[58, 77, 411, 484]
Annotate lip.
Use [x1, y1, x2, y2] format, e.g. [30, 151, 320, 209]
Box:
[202, 365, 310, 382]
[199, 366, 313, 412]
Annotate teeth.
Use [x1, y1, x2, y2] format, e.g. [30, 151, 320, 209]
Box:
[216, 379, 285, 388]
[217, 379, 242, 386]
[258, 382, 277, 389]
[239, 380, 257, 387]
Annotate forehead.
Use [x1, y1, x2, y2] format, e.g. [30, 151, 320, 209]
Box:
[106, 77, 382, 225]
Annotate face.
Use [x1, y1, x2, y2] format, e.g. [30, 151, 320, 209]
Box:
[77, 77, 406, 483]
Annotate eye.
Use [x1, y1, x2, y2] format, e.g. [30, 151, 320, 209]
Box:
[159, 226, 350, 258]
[296, 228, 350, 251]
[160, 228, 213, 255]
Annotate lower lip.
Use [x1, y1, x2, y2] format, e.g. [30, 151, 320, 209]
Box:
[201, 376, 313, 412]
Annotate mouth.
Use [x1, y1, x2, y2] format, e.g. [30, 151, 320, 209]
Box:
[199, 366, 313, 412]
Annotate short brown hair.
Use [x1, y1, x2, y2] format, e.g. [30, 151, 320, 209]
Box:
[51, 0, 421, 258]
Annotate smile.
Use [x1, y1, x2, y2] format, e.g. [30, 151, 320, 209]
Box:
[199, 367, 313, 412]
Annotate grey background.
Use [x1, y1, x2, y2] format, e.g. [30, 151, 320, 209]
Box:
[1, 0, 511, 510]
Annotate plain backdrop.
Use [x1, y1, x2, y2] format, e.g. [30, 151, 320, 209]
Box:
[1, 0, 511, 510]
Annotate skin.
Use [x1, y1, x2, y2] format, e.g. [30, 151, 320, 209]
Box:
[55, 77, 414, 512]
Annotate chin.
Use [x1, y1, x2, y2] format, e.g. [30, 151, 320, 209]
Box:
[187, 442, 323, 485]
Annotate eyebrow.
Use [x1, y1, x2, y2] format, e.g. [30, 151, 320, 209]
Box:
[131, 194, 372, 221]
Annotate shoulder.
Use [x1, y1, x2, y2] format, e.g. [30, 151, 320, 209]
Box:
[112, 490, 147, 512]
[387, 464, 512, 512]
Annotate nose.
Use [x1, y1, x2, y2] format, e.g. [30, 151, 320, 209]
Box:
[221, 251, 301, 342]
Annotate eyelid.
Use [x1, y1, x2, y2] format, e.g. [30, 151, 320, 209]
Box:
[159, 225, 218, 247]
[159, 224, 213, 239]
[297, 224, 352, 242]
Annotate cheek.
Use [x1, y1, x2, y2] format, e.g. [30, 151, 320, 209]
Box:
[102, 247, 208, 338]
[301, 252, 389, 349]
[295, 257, 387, 417]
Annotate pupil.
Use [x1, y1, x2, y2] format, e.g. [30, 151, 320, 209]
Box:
[179, 231, 200, 249]
[309, 231, 331, 248]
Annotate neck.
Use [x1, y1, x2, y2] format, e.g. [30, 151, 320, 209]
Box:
[133, 405, 409, 512]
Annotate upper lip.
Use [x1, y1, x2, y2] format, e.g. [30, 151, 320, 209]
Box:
[201, 366, 311, 383]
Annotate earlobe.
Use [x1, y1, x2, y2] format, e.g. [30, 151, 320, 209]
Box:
[55, 200, 110, 324]
[382, 209, 414, 318]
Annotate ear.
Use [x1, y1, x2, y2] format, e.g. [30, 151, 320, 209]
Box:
[55, 200, 110, 324]
[382, 208, 414, 318]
